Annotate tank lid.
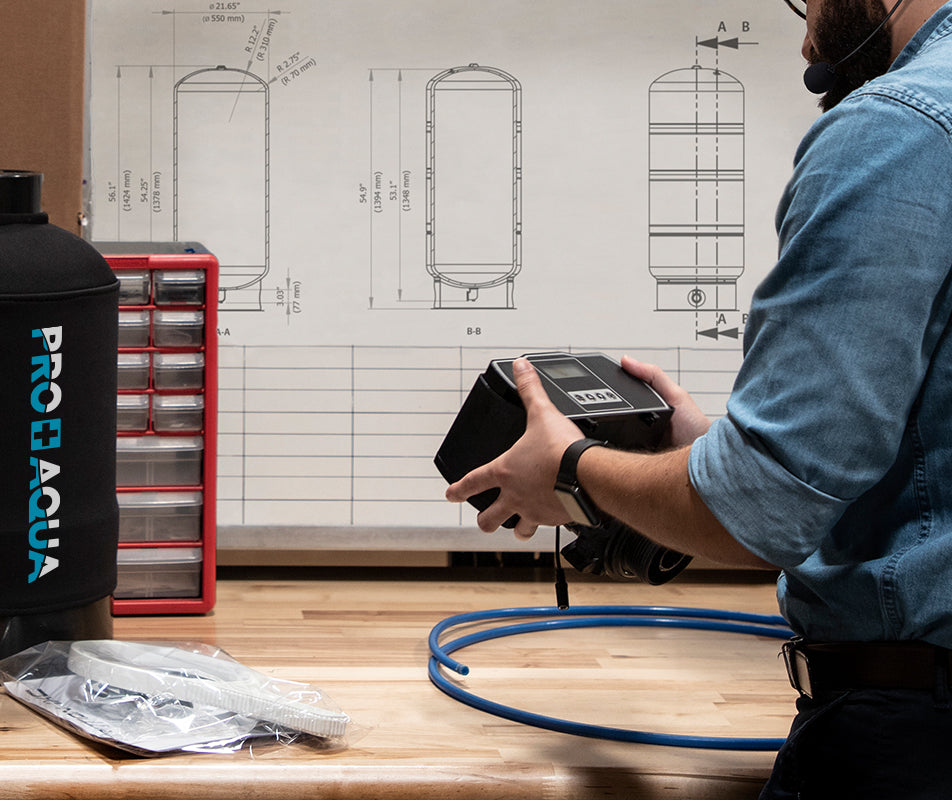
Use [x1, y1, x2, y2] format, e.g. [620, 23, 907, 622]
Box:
[0, 170, 43, 214]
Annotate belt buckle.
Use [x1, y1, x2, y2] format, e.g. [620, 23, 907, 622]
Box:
[782, 638, 814, 699]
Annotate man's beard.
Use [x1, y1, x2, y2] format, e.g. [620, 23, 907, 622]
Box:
[809, 0, 894, 111]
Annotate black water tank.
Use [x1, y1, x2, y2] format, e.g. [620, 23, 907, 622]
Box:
[0, 170, 119, 658]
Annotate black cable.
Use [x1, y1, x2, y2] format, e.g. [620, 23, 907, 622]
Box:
[553, 526, 570, 610]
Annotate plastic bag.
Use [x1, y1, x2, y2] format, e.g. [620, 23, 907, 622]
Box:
[0, 640, 354, 756]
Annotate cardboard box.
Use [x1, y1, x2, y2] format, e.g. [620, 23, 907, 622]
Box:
[0, 0, 86, 234]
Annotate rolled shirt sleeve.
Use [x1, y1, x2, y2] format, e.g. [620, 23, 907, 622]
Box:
[688, 83, 952, 572]
[690, 414, 848, 568]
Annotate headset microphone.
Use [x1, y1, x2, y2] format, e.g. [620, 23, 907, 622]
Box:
[803, 61, 838, 95]
[803, 0, 906, 94]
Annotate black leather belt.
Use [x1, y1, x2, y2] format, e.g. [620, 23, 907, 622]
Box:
[782, 638, 952, 699]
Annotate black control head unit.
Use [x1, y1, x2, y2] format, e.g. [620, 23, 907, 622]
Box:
[436, 352, 673, 501]
[435, 352, 692, 585]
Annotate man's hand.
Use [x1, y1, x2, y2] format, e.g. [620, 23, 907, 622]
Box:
[620, 356, 711, 447]
[445, 358, 583, 540]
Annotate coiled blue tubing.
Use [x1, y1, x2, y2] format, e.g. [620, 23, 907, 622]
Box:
[428, 605, 794, 750]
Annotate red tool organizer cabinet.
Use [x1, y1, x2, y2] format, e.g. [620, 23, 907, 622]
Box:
[94, 242, 218, 616]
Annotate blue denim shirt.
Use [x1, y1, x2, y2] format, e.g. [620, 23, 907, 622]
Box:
[689, 3, 952, 647]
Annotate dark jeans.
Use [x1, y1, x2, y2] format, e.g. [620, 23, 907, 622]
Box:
[759, 685, 952, 799]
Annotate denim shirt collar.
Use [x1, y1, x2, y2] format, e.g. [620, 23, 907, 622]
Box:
[889, 1, 952, 72]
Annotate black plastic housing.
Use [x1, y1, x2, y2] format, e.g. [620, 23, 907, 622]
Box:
[434, 352, 692, 585]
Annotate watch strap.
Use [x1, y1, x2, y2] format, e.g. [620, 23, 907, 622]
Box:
[556, 438, 607, 486]
[554, 438, 607, 526]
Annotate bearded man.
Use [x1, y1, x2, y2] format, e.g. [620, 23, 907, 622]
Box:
[446, 1, 952, 796]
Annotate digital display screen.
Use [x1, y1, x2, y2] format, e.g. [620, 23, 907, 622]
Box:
[538, 360, 589, 381]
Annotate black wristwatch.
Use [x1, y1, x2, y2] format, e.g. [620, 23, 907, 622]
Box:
[554, 438, 607, 526]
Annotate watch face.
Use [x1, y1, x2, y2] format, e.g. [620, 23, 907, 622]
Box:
[555, 484, 599, 526]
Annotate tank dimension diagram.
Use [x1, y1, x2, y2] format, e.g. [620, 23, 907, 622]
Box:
[365, 63, 522, 311]
[90, 6, 314, 316]
[648, 25, 758, 342]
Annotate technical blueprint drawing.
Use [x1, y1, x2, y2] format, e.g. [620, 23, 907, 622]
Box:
[88, 0, 817, 542]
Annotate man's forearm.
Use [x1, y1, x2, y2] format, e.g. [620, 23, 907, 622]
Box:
[577, 444, 774, 569]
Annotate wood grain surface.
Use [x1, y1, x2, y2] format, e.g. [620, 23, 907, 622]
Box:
[0, 568, 795, 799]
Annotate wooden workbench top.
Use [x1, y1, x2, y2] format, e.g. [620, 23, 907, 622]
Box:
[0, 568, 794, 799]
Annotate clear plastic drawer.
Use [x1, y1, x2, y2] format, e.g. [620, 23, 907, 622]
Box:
[118, 491, 203, 542]
[153, 269, 205, 305]
[115, 547, 202, 599]
[152, 395, 204, 433]
[116, 435, 203, 487]
[118, 310, 151, 348]
[153, 352, 204, 391]
[117, 269, 151, 305]
[117, 394, 150, 432]
[152, 310, 204, 347]
[117, 352, 151, 390]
